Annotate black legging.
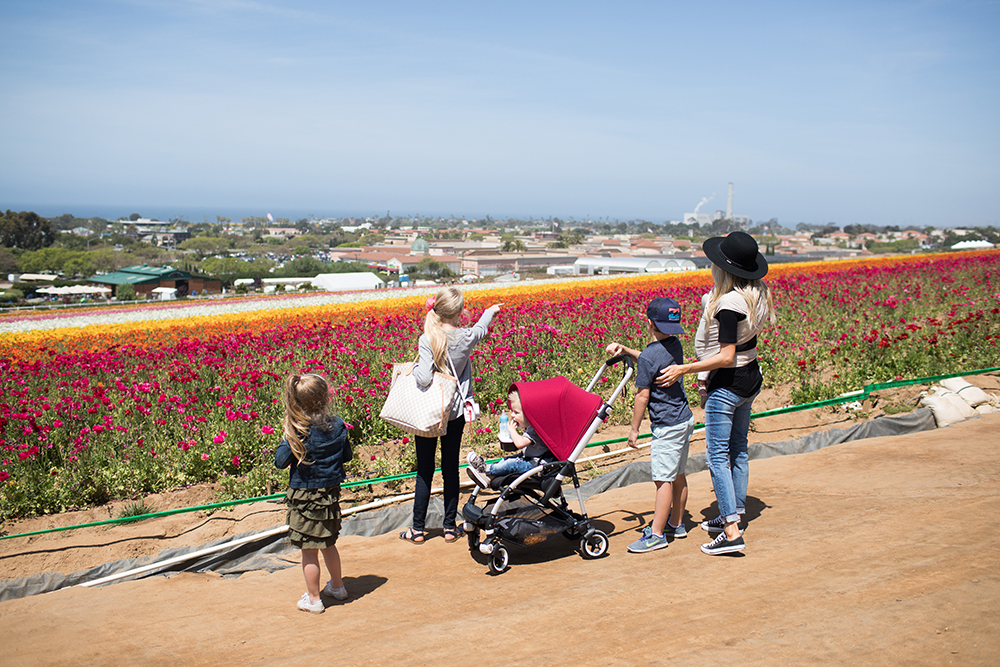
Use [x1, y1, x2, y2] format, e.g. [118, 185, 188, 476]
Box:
[412, 416, 465, 532]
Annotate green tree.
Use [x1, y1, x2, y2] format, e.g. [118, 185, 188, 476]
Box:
[179, 236, 230, 259]
[0, 247, 18, 273]
[276, 256, 325, 277]
[1, 211, 56, 250]
[17, 247, 74, 273]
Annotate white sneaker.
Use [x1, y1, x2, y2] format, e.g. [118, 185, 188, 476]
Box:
[466, 451, 490, 489]
[297, 592, 325, 614]
[323, 580, 348, 600]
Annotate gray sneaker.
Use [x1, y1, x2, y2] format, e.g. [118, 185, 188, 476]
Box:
[664, 521, 687, 538]
[466, 451, 490, 489]
[628, 531, 668, 553]
[322, 580, 348, 600]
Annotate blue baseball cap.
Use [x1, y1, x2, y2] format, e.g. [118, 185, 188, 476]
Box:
[646, 297, 684, 335]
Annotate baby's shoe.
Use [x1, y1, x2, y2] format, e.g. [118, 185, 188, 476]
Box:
[466, 451, 490, 489]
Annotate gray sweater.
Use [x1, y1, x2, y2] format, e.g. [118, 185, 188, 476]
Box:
[413, 309, 494, 420]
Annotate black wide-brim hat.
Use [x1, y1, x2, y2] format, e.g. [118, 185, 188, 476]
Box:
[702, 231, 768, 280]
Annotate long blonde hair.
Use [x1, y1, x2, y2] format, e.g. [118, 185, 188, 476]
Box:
[281, 374, 332, 463]
[424, 287, 464, 371]
[703, 264, 777, 331]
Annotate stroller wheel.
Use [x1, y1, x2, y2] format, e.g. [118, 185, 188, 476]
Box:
[580, 530, 609, 559]
[488, 545, 510, 574]
[466, 528, 479, 551]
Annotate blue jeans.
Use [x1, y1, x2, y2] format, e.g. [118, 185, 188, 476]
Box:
[704, 387, 756, 524]
[488, 456, 536, 477]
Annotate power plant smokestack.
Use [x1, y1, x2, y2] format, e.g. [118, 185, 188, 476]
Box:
[726, 182, 733, 221]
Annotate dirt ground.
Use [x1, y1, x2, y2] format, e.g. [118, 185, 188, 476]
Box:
[1, 379, 999, 666]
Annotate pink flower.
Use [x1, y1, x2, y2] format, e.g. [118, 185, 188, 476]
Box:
[401, 436, 409, 444]
[201, 453, 210, 461]
[213, 432, 226, 444]
[232, 455, 240, 467]
[261, 425, 275, 435]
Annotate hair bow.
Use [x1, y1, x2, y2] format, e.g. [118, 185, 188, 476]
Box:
[425, 295, 436, 311]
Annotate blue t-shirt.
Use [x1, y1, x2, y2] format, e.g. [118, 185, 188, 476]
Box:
[635, 337, 694, 427]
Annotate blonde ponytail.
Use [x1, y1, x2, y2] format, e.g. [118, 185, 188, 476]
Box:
[423, 287, 464, 371]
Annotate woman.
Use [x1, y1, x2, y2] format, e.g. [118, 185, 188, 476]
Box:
[400, 287, 503, 544]
[660, 231, 776, 555]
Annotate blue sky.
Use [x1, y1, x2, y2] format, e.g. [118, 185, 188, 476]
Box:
[1, 1, 998, 227]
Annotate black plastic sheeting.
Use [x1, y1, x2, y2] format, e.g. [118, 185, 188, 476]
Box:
[0, 408, 937, 603]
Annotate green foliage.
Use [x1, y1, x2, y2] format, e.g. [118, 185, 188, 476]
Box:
[117, 284, 137, 300]
[118, 499, 154, 522]
[866, 238, 920, 253]
[1, 210, 55, 250]
[0, 289, 24, 303]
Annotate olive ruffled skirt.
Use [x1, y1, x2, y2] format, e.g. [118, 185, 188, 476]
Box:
[285, 486, 342, 550]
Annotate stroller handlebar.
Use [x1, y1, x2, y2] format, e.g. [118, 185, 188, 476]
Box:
[605, 354, 635, 369]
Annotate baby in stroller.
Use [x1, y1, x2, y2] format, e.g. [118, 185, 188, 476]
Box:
[466, 386, 554, 488]
[461, 358, 634, 574]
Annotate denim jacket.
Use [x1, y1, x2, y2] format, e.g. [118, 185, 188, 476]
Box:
[274, 417, 353, 489]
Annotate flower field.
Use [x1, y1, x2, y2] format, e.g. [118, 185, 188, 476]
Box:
[1, 250, 998, 521]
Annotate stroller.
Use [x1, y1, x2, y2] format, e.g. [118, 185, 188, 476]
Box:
[462, 355, 634, 574]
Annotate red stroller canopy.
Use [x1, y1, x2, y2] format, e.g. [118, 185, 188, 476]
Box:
[510, 377, 603, 461]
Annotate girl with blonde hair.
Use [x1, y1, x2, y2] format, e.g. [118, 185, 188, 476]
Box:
[275, 373, 353, 613]
[400, 287, 503, 543]
[660, 231, 776, 556]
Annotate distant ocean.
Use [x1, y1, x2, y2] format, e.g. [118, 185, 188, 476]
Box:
[2, 204, 386, 222]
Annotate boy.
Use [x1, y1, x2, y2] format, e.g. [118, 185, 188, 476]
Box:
[606, 297, 695, 553]
[467, 386, 553, 488]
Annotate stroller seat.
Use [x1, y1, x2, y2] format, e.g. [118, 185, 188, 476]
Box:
[488, 460, 566, 492]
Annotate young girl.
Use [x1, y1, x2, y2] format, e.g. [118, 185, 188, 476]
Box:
[275, 373, 353, 614]
[401, 287, 503, 544]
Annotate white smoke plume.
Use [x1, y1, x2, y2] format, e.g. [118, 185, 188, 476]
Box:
[693, 193, 715, 214]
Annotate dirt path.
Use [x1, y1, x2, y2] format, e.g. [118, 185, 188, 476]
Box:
[1, 411, 997, 667]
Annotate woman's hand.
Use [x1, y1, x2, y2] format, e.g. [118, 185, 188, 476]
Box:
[655, 363, 686, 388]
[605, 342, 624, 356]
[486, 303, 504, 315]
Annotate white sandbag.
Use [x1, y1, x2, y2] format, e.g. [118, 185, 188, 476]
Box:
[939, 377, 991, 407]
[920, 392, 973, 427]
[975, 403, 999, 415]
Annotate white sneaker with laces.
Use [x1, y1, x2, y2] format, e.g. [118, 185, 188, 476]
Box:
[297, 592, 325, 614]
[323, 580, 348, 600]
[466, 451, 490, 489]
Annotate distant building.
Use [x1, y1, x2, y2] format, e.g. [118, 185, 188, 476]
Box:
[88, 264, 221, 298]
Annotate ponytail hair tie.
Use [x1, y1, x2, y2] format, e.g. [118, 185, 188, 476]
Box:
[425, 295, 436, 311]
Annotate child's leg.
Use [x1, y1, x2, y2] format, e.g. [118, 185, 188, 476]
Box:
[669, 473, 688, 526]
[488, 456, 535, 477]
[301, 549, 321, 602]
[651, 480, 673, 536]
[320, 545, 343, 589]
